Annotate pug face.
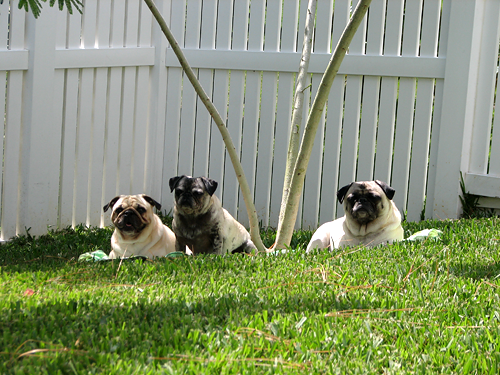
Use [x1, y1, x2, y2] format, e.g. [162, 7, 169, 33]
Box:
[103, 195, 161, 239]
[169, 175, 218, 216]
[337, 180, 395, 225]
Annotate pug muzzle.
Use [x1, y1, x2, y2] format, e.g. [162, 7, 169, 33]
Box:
[114, 206, 148, 234]
[348, 195, 380, 224]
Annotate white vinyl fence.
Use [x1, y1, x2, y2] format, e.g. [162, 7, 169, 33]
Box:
[0, 0, 498, 241]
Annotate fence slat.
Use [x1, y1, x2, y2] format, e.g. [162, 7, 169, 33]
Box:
[336, 75, 362, 217]
[0, 1, 8, 49]
[147, 0, 171, 206]
[73, 69, 94, 226]
[192, 1, 216, 178]
[356, 77, 380, 181]
[372, 0, 403, 194]
[314, 0, 333, 52]
[406, 0, 441, 221]
[1, 71, 23, 239]
[161, 0, 186, 203]
[221, 0, 249, 212]
[97, 0, 112, 48]
[391, 77, 416, 214]
[269, 73, 294, 228]
[319, 78, 344, 223]
[49, 68, 64, 227]
[192, 70, 214, 178]
[268, 0, 299, 228]
[425, 78, 444, 219]
[251, 1, 282, 226]
[88, 68, 108, 227]
[237, 71, 260, 222]
[222, 71, 245, 213]
[82, 0, 97, 47]
[390, 0, 423, 215]
[406, 79, 434, 221]
[254, 72, 278, 227]
[356, 0, 386, 181]
[177, 0, 202, 176]
[0, 0, 6, 226]
[130, 66, 151, 194]
[248, 0, 265, 51]
[206, 0, 232, 201]
[138, 0, 153, 46]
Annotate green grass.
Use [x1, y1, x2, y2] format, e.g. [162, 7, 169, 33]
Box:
[1, 218, 500, 373]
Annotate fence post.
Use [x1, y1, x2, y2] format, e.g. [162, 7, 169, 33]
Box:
[19, 8, 59, 235]
[431, 0, 484, 219]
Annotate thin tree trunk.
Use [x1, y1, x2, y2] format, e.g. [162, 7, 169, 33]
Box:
[276, 0, 317, 246]
[143, 0, 267, 253]
[274, 0, 372, 249]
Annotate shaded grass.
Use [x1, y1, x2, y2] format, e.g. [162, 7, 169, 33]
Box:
[1, 218, 500, 373]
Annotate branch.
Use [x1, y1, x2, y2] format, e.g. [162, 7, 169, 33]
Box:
[276, 0, 317, 246]
[143, 0, 267, 253]
[274, 0, 373, 249]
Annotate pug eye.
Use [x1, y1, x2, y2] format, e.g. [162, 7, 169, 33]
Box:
[193, 190, 203, 197]
[115, 207, 124, 214]
[347, 194, 357, 202]
[175, 188, 183, 196]
[137, 207, 146, 214]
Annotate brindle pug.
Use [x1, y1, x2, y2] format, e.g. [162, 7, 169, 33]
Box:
[103, 194, 178, 259]
[169, 175, 256, 255]
[306, 180, 404, 251]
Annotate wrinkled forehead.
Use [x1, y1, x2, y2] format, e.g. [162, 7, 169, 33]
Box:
[349, 181, 380, 195]
[115, 195, 146, 208]
[180, 176, 204, 190]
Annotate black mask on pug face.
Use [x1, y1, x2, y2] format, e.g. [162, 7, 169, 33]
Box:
[337, 180, 396, 225]
[169, 175, 218, 216]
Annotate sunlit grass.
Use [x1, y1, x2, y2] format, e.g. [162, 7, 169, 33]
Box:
[1, 217, 500, 373]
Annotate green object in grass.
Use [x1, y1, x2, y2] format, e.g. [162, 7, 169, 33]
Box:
[78, 250, 187, 262]
[405, 228, 443, 241]
[78, 249, 109, 262]
[165, 251, 187, 258]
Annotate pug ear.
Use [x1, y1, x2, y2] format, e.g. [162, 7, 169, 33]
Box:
[142, 195, 162, 211]
[169, 175, 186, 192]
[201, 177, 218, 196]
[337, 183, 353, 204]
[375, 180, 396, 200]
[103, 196, 121, 213]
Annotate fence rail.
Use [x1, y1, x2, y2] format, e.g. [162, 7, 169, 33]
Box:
[1, 0, 499, 241]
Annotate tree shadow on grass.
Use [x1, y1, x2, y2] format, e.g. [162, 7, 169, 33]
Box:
[0, 285, 365, 372]
[0, 225, 113, 269]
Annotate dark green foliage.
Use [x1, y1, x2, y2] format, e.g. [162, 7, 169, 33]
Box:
[16, 0, 83, 19]
[459, 172, 497, 219]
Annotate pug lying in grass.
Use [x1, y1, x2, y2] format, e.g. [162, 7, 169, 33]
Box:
[103, 194, 179, 259]
[306, 180, 404, 251]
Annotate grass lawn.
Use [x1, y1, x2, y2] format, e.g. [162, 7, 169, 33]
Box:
[1, 217, 500, 374]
